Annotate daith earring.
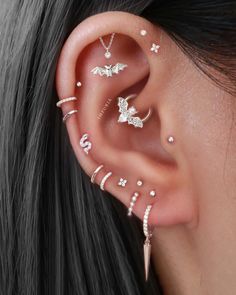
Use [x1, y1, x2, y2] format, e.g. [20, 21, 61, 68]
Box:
[117, 94, 152, 128]
[80, 134, 92, 154]
[143, 205, 153, 281]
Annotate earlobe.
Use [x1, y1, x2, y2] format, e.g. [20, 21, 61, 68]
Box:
[56, 11, 197, 231]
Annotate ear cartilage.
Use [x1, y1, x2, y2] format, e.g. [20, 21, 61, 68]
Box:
[167, 136, 175, 144]
[76, 81, 82, 87]
[137, 180, 143, 187]
[80, 133, 92, 155]
[140, 29, 147, 36]
[56, 96, 77, 108]
[91, 164, 104, 184]
[91, 63, 128, 78]
[100, 172, 113, 191]
[117, 94, 152, 128]
[99, 33, 116, 59]
[149, 190, 156, 197]
[150, 43, 160, 54]
[127, 192, 140, 216]
[143, 205, 153, 281]
[118, 178, 128, 187]
[62, 110, 78, 123]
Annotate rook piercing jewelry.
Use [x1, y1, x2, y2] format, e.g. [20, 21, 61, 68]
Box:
[91, 164, 104, 183]
[76, 81, 82, 87]
[167, 136, 175, 144]
[127, 192, 139, 216]
[137, 180, 143, 187]
[91, 63, 128, 78]
[80, 134, 92, 155]
[100, 172, 113, 191]
[99, 33, 116, 59]
[140, 29, 147, 36]
[150, 43, 160, 54]
[117, 94, 152, 128]
[62, 110, 78, 123]
[56, 96, 77, 108]
[118, 178, 127, 187]
[143, 205, 153, 281]
[150, 190, 156, 197]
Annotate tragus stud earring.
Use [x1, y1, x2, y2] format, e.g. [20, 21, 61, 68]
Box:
[117, 94, 152, 128]
[127, 192, 139, 216]
[80, 134, 92, 155]
[143, 205, 153, 281]
[118, 178, 127, 187]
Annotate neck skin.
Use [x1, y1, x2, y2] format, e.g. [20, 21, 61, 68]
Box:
[152, 204, 236, 295]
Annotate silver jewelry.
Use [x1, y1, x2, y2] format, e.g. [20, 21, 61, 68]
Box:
[140, 29, 147, 36]
[118, 178, 127, 187]
[150, 190, 156, 197]
[56, 96, 77, 108]
[150, 43, 160, 54]
[137, 180, 143, 187]
[127, 192, 139, 216]
[91, 63, 128, 78]
[76, 81, 82, 87]
[143, 205, 153, 281]
[80, 134, 92, 155]
[99, 33, 115, 59]
[100, 172, 113, 191]
[91, 164, 104, 183]
[62, 110, 78, 123]
[167, 136, 175, 144]
[117, 94, 152, 128]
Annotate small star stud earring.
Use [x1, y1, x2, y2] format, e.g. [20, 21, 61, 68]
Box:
[118, 178, 128, 187]
[150, 43, 160, 54]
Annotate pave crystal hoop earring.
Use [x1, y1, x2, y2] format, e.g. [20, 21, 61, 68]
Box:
[127, 192, 139, 216]
[91, 164, 104, 183]
[56, 96, 77, 108]
[100, 172, 113, 191]
[143, 205, 153, 281]
[62, 110, 78, 123]
[117, 94, 152, 128]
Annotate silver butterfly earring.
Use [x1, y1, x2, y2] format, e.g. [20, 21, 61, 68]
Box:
[117, 94, 152, 128]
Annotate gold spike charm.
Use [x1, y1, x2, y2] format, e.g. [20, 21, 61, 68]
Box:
[143, 205, 153, 281]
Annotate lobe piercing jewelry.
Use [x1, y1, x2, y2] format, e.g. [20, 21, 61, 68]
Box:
[150, 43, 160, 54]
[91, 63, 128, 78]
[91, 164, 104, 183]
[140, 29, 147, 36]
[99, 33, 115, 59]
[118, 178, 127, 187]
[56, 96, 77, 108]
[80, 134, 92, 155]
[150, 190, 156, 197]
[143, 205, 153, 281]
[137, 180, 143, 187]
[117, 94, 152, 128]
[127, 192, 139, 216]
[167, 136, 175, 144]
[100, 172, 113, 191]
[76, 81, 82, 87]
[62, 110, 78, 123]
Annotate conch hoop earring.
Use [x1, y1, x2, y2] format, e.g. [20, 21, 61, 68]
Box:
[117, 94, 152, 128]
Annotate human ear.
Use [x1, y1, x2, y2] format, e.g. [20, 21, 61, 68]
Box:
[56, 11, 197, 228]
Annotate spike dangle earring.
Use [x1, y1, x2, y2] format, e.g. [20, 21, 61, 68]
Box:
[143, 205, 153, 281]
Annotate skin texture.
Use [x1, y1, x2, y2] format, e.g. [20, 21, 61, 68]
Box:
[56, 12, 236, 295]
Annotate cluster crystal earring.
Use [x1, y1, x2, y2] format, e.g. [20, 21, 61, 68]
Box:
[117, 94, 152, 128]
[80, 133, 92, 155]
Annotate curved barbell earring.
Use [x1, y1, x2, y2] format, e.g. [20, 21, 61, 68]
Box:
[117, 94, 152, 128]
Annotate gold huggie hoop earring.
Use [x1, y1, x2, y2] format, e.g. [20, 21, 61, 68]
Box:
[91, 164, 104, 183]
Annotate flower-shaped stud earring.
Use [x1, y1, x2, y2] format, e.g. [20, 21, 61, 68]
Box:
[118, 178, 128, 187]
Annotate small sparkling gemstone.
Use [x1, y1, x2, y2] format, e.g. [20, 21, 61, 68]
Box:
[140, 29, 147, 36]
[76, 81, 82, 87]
[167, 136, 175, 144]
[137, 180, 143, 187]
[150, 190, 156, 197]
[105, 51, 111, 59]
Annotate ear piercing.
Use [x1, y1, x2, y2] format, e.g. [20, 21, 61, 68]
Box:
[56, 96, 77, 108]
[127, 192, 139, 216]
[99, 33, 116, 59]
[150, 190, 156, 197]
[80, 134, 92, 155]
[137, 180, 143, 187]
[167, 136, 175, 144]
[91, 63, 128, 78]
[150, 43, 160, 54]
[140, 29, 147, 36]
[62, 110, 78, 123]
[143, 204, 153, 281]
[91, 164, 104, 183]
[118, 178, 127, 187]
[117, 94, 152, 128]
[100, 172, 113, 191]
[76, 81, 82, 87]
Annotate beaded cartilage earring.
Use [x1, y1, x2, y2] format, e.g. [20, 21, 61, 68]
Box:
[143, 205, 153, 281]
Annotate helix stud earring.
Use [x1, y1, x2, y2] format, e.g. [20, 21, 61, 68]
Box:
[117, 94, 152, 128]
